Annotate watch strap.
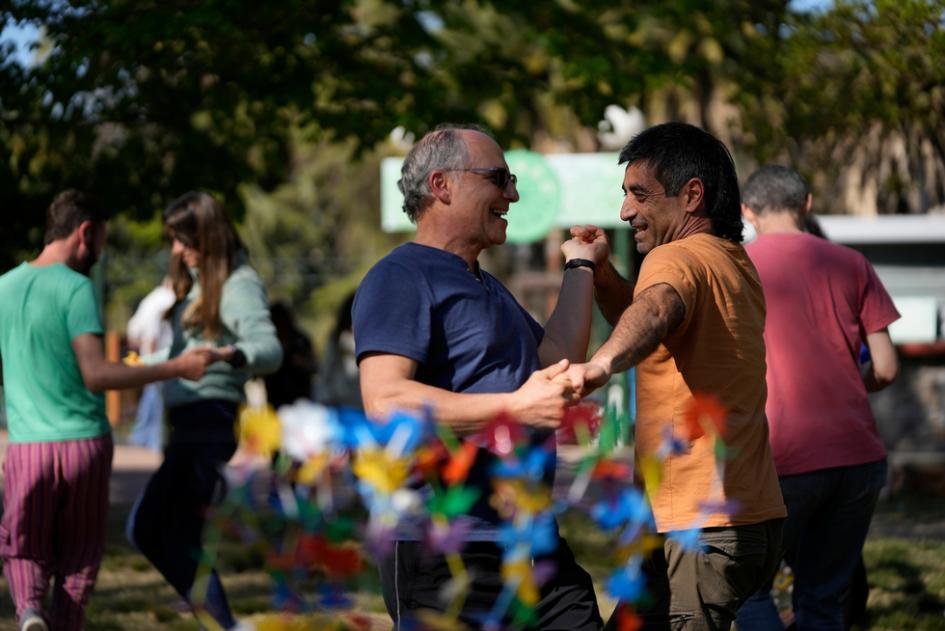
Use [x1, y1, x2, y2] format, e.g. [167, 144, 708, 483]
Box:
[564, 258, 596, 272]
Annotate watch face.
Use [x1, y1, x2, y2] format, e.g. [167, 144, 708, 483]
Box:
[229, 349, 247, 368]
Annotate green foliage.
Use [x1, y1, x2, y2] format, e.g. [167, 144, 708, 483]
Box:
[238, 135, 405, 343]
[0, 0, 462, 269]
[4, 0, 944, 295]
[734, 0, 945, 211]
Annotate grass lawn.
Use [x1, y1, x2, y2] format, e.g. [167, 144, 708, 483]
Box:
[0, 497, 943, 629]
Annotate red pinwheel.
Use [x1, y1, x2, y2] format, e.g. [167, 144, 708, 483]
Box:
[683, 393, 727, 440]
[558, 401, 602, 445]
[480, 413, 527, 457]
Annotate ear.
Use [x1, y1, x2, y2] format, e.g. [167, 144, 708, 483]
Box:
[682, 177, 705, 214]
[428, 170, 452, 204]
[76, 219, 94, 247]
[741, 202, 761, 230]
[801, 193, 813, 217]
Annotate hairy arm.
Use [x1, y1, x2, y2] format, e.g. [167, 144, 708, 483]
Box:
[862, 329, 899, 392]
[72, 333, 217, 393]
[566, 283, 685, 396]
[359, 353, 572, 435]
[594, 261, 635, 326]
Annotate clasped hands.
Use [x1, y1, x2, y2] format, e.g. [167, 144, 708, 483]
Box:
[172, 344, 239, 381]
[512, 358, 611, 430]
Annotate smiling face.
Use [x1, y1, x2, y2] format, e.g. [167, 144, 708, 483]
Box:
[450, 130, 520, 251]
[619, 161, 689, 254]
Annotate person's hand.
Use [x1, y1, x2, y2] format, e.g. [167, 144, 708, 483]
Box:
[509, 359, 573, 429]
[564, 360, 611, 399]
[561, 225, 610, 267]
[172, 346, 226, 381]
[210, 345, 237, 363]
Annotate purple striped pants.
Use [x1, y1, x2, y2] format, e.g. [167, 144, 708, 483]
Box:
[0, 434, 113, 631]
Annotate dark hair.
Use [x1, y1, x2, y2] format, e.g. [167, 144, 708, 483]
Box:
[44, 190, 109, 244]
[742, 165, 810, 215]
[163, 191, 243, 338]
[397, 123, 494, 222]
[618, 122, 743, 243]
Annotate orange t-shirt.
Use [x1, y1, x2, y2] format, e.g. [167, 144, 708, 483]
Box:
[633, 233, 786, 532]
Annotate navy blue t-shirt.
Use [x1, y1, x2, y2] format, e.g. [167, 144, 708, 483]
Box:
[352, 242, 551, 538]
[353, 242, 544, 392]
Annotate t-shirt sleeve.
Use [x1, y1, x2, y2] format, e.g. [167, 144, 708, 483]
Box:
[518, 303, 544, 345]
[66, 279, 105, 340]
[858, 256, 900, 333]
[634, 244, 700, 318]
[352, 260, 432, 364]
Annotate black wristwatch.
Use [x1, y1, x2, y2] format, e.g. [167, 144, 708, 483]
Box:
[564, 258, 596, 272]
[227, 348, 247, 369]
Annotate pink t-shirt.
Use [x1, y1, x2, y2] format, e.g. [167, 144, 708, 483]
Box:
[747, 233, 900, 476]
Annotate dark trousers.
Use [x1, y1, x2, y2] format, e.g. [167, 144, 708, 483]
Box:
[127, 400, 238, 630]
[736, 460, 886, 631]
[606, 519, 784, 631]
[379, 537, 603, 630]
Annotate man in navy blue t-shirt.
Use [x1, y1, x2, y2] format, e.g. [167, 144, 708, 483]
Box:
[353, 124, 607, 629]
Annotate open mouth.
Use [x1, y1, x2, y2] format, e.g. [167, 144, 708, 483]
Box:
[491, 209, 508, 220]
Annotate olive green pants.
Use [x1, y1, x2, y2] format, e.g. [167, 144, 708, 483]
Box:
[606, 519, 784, 631]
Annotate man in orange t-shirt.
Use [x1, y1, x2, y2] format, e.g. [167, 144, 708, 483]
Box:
[567, 122, 786, 630]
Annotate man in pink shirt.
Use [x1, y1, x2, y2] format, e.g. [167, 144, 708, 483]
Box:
[735, 165, 900, 630]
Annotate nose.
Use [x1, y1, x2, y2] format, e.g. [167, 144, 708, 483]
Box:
[619, 197, 636, 223]
[505, 180, 520, 203]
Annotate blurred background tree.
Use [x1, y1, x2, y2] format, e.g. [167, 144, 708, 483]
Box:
[3, 0, 944, 339]
[734, 0, 945, 214]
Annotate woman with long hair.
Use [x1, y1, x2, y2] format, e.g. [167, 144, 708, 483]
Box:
[127, 191, 282, 630]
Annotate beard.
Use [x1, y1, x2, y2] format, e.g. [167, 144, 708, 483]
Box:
[73, 233, 100, 276]
[74, 249, 98, 276]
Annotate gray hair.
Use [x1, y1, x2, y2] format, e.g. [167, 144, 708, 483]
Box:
[742, 164, 809, 215]
[397, 124, 493, 222]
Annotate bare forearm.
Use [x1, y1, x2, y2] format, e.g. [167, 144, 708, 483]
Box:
[541, 267, 594, 365]
[82, 360, 180, 393]
[863, 330, 898, 392]
[591, 283, 684, 375]
[593, 307, 668, 375]
[363, 380, 513, 435]
[594, 262, 634, 325]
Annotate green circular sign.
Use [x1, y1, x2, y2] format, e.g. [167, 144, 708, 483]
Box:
[504, 150, 561, 243]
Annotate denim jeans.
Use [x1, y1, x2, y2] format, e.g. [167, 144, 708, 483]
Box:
[735, 459, 887, 631]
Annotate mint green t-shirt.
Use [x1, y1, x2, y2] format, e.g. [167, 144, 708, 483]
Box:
[0, 262, 110, 443]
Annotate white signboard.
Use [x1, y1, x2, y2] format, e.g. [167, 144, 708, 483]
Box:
[381, 152, 628, 242]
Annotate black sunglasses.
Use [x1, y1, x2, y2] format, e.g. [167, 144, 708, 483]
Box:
[443, 167, 518, 190]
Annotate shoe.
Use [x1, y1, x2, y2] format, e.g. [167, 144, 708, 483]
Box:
[19, 609, 48, 631]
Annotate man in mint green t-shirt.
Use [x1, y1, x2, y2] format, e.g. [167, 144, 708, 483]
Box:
[0, 190, 221, 631]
